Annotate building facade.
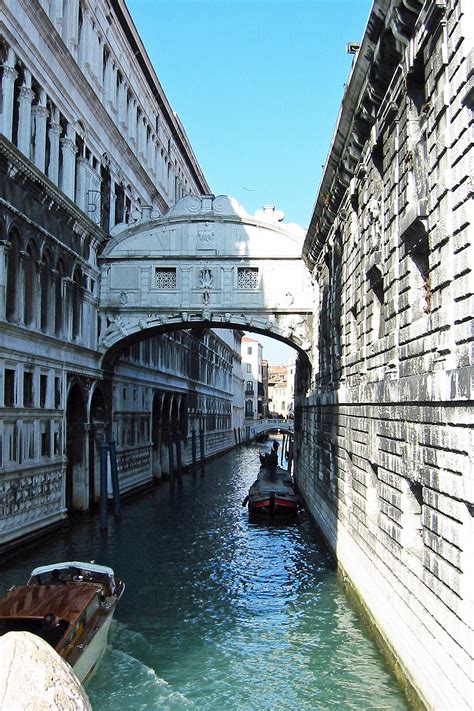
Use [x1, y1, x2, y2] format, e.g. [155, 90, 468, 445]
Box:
[0, 0, 242, 552]
[267, 359, 296, 418]
[241, 335, 263, 419]
[296, 0, 473, 708]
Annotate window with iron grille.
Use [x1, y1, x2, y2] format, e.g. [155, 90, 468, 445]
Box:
[156, 267, 177, 289]
[237, 267, 258, 289]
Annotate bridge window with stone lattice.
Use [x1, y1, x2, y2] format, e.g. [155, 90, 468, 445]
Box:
[237, 267, 259, 289]
[156, 267, 177, 289]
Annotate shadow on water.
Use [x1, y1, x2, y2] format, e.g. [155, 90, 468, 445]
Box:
[0, 444, 410, 710]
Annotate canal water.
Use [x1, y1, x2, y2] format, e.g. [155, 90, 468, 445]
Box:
[0, 444, 410, 710]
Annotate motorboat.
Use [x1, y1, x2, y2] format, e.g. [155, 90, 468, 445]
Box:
[0, 561, 124, 683]
[244, 465, 299, 516]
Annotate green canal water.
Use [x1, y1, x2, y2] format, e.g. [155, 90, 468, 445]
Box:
[0, 444, 411, 710]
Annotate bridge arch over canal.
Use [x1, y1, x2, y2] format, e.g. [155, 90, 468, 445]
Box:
[98, 194, 313, 369]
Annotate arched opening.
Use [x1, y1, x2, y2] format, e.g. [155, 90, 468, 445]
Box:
[160, 393, 172, 476]
[23, 240, 38, 327]
[40, 249, 54, 333]
[71, 267, 82, 340]
[6, 229, 21, 322]
[55, 258, 65, 337]
[151, 391, 162, 479]
[89, 387, 107, 506]
[65, 383, 86, 511]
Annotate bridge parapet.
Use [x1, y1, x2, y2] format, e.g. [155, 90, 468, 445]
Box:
[98, 195, 313, 362]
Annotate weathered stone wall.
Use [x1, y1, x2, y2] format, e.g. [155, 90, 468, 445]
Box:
[297, 0, 473, 708]
[0, 631, 91, 709]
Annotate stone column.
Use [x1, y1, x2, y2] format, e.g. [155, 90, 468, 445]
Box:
[81, 8, 92, 74]
[0, 48, 17, 140]
[138, 117, 146, 162]
[17, 70, 34, 156]
[105, 61, 117, 116]
[50, 0, 63, 34]
[60, 123, 77, 200]
[94, 34, 103, 93]
[103, 53, 113, 108]
[31, 89, 48, 172]
[118, 81, 127, 133]
[65, 0, 79, 57]
[150, 138, 157, 178]
[75, 156, 89, 212]
[128, 98, 137, 148]
[47, 107, 61, 184]
[17, 249, 27, 326]
[109, 181, 116, 229]
[63, 276, 73, 340]
[0, 239, 8, 318]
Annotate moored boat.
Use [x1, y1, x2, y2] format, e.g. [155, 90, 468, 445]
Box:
[244, 465, 299, 516]
[0, 561, 124, 683]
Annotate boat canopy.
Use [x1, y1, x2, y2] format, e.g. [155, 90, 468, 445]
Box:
[30, 561, 115, 578]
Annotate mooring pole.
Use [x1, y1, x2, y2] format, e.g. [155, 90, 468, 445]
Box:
[288, 438, 294, 476]
[191, 429, 197, 467]
[99, 440, 108, 531]
[108, 438, 121, 519]
[199, 428, 205, 466]
[234, 428, 238, 446]
[176, 432, 182, 474]
[168, 432, 174, 482]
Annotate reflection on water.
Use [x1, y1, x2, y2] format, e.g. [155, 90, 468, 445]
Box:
[0, 445, 410, 710]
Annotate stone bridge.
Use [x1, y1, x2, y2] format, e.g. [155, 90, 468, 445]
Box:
[98, 195, 313, 368]
[245, 418, 294, 438]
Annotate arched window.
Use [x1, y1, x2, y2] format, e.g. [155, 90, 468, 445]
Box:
[55, 258, 65, 337]
[23, 240, 38, 327]
[6, 229, 21, 322]
[245, 399, 253, 418]
[40, 249, 54, 333]
[71, 267, 82, 340]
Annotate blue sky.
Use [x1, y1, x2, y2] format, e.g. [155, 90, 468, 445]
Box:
[126, 0, 370, 362]
[127, 0, 370, 228]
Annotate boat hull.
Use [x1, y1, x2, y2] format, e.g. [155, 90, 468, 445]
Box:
[246, 467, 298, 516]
[71, 607, 115, 683]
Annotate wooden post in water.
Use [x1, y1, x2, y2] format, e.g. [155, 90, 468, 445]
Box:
[175, 432, 182, 474]
[99, 440, 108, 531]
[288, 437, 294, 476]
[191, 429, 197, 467]
[199, 428, 205, 465]
[108, 439, 121, 518]
[168, 432, 174, 482]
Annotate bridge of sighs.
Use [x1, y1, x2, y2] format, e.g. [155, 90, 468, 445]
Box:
[97, 194, 314, 368]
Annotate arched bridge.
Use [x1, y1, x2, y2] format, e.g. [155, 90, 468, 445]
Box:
[245, 418, 294, 438]
[98, 195, 313, 367]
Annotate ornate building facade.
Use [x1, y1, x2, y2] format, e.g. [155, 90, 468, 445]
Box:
[296, 0, 473, 708]
[0, 0, 243, 552]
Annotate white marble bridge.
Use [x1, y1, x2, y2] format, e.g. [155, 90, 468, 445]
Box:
[98, 194, 313, 367]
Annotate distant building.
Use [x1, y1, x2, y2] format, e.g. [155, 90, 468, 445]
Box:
[241, 336, 263, 419]
[268, 358, 296, 418]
